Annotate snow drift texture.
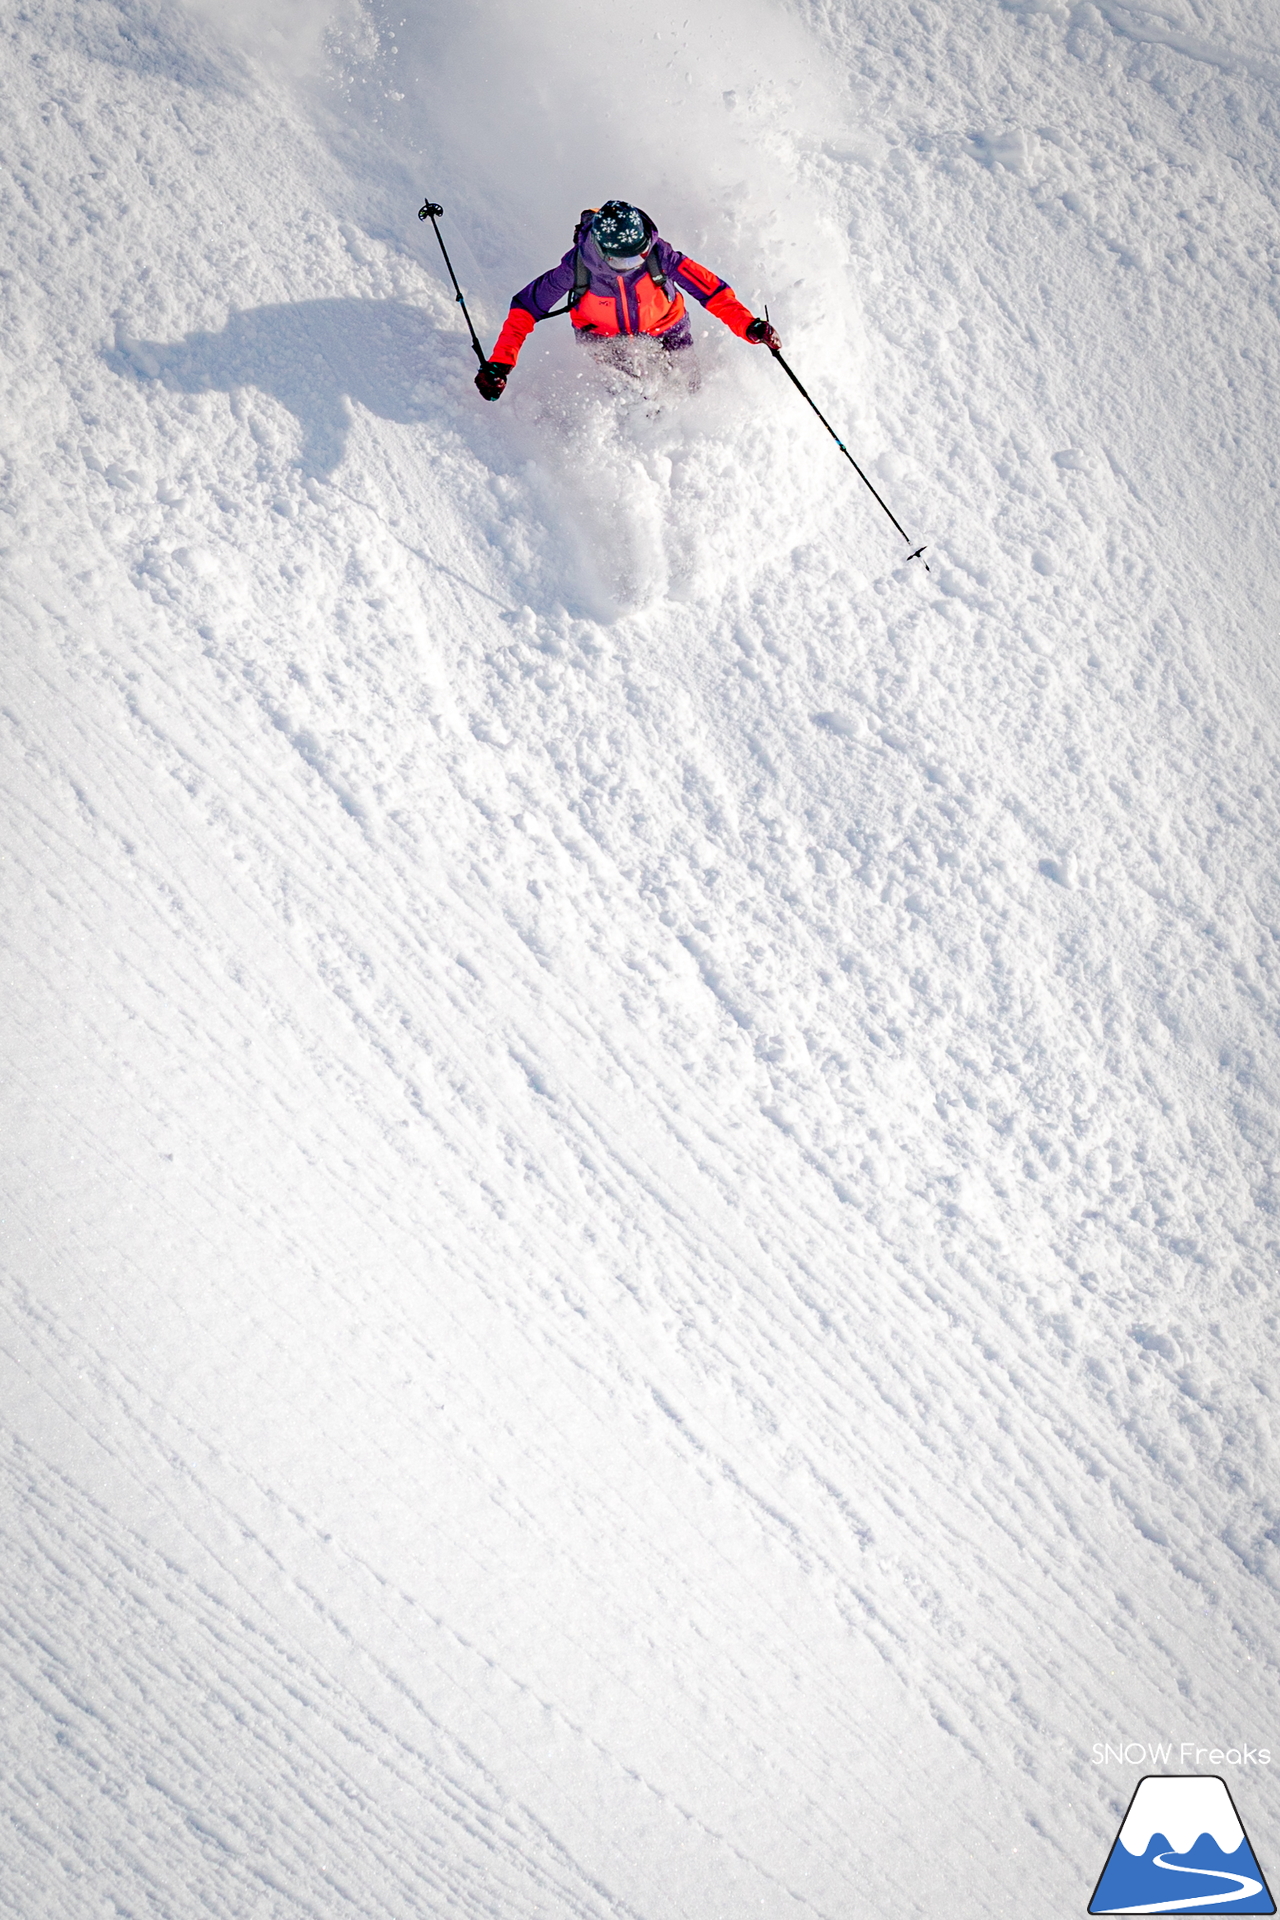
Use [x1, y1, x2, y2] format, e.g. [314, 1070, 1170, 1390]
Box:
[4, 0, 1280, 1915]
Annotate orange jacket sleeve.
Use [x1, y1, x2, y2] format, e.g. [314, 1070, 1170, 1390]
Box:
[490, 305, 536, 366]
[671, 255, 755, 338]
[704, 286, 755, 337]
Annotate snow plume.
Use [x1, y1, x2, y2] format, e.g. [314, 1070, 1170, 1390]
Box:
[361, 0, 846, 312]
[326, 0, 873, 621]
[177, 0, 360, 78]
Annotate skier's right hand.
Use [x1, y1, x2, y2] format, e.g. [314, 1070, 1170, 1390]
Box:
[475, 360, 513, 402]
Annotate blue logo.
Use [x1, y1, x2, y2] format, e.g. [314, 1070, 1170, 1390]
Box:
[1090, 1775, 1274, 1914]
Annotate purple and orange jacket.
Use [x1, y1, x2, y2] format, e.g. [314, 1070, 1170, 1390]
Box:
[489, 220, 756, 365]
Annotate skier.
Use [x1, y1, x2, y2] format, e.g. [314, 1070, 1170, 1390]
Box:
[473, 200, 782, 400]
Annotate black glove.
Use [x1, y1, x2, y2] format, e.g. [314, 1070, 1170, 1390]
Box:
[475, 360, 513, 402]
[745, 318, 782, 352]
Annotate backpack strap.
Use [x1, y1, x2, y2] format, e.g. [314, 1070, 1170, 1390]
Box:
[539, 210, 596, 319]
[636, 211, 670, 294]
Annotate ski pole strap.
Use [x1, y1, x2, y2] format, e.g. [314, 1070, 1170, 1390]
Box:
[770, 347, 928, 570]
[418, 199, 486, 364]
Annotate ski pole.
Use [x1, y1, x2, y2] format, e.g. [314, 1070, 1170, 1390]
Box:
[418, 198, 486, 366]
[764, 313, 929, 571]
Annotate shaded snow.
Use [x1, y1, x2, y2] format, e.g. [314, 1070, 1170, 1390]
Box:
[4, 0, 1280, 1915]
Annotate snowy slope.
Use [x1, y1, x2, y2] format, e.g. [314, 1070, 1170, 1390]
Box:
[4, 0, 1280, 1914]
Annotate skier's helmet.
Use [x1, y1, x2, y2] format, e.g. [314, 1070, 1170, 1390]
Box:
[592, 201, 651, 259]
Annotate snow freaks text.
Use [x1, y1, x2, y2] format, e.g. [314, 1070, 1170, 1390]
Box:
[1092, 1744, 1272, 1767]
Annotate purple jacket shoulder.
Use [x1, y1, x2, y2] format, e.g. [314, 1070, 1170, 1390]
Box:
[509, 247, 577, 321]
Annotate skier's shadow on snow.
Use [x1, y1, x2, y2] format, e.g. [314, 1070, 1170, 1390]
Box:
[107, 299, 461, 477]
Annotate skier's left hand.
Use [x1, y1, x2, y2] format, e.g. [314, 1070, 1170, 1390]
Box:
[746, 317, 782, 352]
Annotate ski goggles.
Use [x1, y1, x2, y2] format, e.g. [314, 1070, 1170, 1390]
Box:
[600, 244, 652, 271]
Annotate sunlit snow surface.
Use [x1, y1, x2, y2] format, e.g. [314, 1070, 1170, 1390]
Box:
[4, 0, 1280, 1915]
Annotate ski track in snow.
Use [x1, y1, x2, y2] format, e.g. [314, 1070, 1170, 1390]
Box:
[4, 0, 1280, 1914]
